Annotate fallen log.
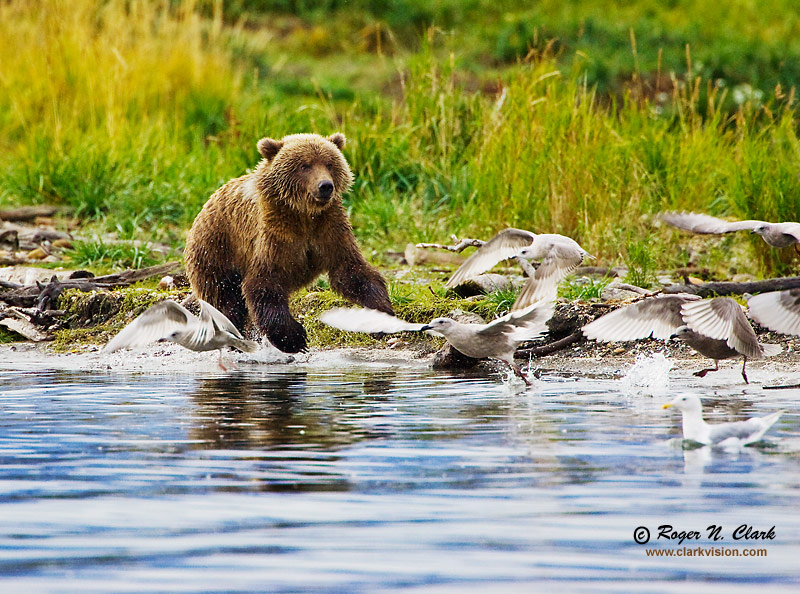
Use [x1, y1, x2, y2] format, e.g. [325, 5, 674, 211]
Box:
[664, 276, 800, 297]
[516, 330, 585, 359]
[0, 205, 62, 222]
[0, 261, 181, 309]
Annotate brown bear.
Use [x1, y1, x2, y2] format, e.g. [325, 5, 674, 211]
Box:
[184, 132, 394, 353]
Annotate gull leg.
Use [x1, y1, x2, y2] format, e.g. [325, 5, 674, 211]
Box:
[741, 357, 749, 384]
[509, 361, 532, 386]
[693, 360, 719, 378]
[217, 350, 229, 372]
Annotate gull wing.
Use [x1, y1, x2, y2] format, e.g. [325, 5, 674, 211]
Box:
[104, 300, 195, 352]
[660, 211, 765, 234]
[680, 297, 761, 358]
[748, 288, 800, 336]
[477, 299, 555, 341]
[772, 222, 800, 243]
[708, 411, 783, 445]
[511, 237, 587, 311]
[200, 299, 244, 339]
[582, 294, 697, 341]
[445, 228, 535, 288]
[320, 308, 425, 334]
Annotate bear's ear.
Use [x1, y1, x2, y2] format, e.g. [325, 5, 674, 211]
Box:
[327, 133, 346, 150]
[257, 137, 284, 160]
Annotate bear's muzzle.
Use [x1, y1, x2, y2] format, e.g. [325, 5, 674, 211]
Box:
[317, 180, 334, 202]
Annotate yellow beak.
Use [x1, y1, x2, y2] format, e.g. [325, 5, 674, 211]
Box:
[662, 403, 673, 409]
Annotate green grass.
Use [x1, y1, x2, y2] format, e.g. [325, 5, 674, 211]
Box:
[66, 239, 163, 272]
[560, 276, 612, 301]
[2, 0, 800, 281]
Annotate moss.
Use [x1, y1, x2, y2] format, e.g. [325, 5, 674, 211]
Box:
[0, 326, 24, 343]
[51, 286, 190, 352]
[291, 275, 507, 349]
[44, 263, 524, 351]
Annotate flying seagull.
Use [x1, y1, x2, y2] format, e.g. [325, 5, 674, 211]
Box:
[443, 228, 590, 309]
[663, 394, 783, 447]
[581, 294, 780, 383]
[321, 300, 555, 385]
[661, 211, 800, 250]
[105, 298, 259, 370]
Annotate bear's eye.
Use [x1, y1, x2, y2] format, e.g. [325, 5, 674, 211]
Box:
[300, 162, 311, 172]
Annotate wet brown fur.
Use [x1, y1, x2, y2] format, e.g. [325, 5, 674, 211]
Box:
[184, 133, 393, 353]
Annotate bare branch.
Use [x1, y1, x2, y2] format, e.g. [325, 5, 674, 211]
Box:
[415, 238, 485, 253]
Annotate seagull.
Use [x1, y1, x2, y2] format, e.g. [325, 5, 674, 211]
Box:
[747, 288, 800, 336]
[582, 294, 780, 383]
[661, 211, 800, 250]
[443, 228, 590, 309]
[662, 394, 783, 447]
[104, 298, 259, 370]
[321, 300, 555, 385]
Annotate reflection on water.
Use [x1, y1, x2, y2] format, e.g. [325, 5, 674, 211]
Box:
[0, 365, 799, 592]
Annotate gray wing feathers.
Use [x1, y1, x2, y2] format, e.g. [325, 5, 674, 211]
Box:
[445, 228, 535, 288]
[773, 222, 800, 242]
[478, 300, 554, 341]
[320, 308, 425, 333]
[104, 301, 194, 352]
[511, 243, 585, 311]
[228, 337, 260, 353]
[681, 298, 762, 358]
[661, 212, 764, 234]
[201, 299, 244, 338]
[749, 289, 800, 336]
[708, 411, 783, 445]
[582, 294, 695, 341]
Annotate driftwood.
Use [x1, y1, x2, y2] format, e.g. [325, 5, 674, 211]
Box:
[0, 205, 61, 222]
[0, 304, 65, 341]
[416, 235, 485, 253]
[664, 276, 800, 298]
[0, 261, 181, 310]
[516, 330, 585, 359]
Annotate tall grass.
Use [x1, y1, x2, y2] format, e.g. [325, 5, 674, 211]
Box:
[1, 1, 800, 277]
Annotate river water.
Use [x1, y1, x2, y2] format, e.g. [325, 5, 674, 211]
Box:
[1, 350, 799, 592]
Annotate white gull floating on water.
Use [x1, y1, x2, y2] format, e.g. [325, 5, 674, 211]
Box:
[663, 394, 783, 448]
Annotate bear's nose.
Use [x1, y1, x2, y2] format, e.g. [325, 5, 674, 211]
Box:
[318, 180, 334, 199]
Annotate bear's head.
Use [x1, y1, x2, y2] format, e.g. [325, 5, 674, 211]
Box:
[255, 132, 354, 214]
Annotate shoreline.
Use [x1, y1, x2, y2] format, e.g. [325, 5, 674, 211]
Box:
[3, 340, 799, 389]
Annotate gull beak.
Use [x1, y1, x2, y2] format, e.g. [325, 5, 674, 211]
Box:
[662, 403, 674, 409]
[419, 325, 432, 332]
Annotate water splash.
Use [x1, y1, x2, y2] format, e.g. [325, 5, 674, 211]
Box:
[245, 341, 296, 364]
[620, 352, 673, 394]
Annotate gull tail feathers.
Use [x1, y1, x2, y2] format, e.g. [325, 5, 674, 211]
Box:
[231, 338, 260, 353]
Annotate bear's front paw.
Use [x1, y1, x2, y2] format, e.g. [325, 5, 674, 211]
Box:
[268, 319, 308, 353]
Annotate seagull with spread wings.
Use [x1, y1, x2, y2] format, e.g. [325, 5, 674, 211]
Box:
[582, 294, 780, 383]
[661, 211, 800, 250]
[443, 228, 590, 309]
[663, 394, 783, 448]
[105, 298, 259, 370]
[321, 300, 555, 385]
